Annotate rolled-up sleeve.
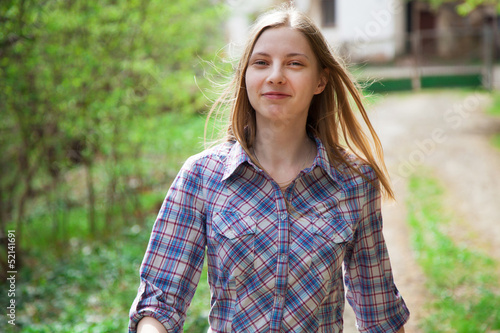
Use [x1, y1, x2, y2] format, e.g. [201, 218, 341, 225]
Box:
[129, 157, 206, 333]
[343, 166, 410, 333]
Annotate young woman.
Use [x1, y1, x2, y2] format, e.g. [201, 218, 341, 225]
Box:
[129, 6, 409, 333]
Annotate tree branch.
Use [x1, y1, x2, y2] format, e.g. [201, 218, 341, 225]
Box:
[0, 34, 34, 50]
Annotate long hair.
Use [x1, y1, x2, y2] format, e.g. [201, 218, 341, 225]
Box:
[206, 5, 394, 199]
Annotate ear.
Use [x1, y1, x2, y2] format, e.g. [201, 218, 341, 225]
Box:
[314, 68, 329, 95]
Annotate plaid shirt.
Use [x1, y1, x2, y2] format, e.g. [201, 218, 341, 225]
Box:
[129, 138, 409, 333]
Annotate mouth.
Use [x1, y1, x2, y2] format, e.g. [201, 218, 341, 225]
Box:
[262, 92, 291, 99]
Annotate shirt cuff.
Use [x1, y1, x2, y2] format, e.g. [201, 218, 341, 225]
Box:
[129, 306, 182, 333]
[359, 302, 410, 333]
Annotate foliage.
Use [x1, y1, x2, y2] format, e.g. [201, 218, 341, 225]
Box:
[407, 171, 500, 332]
[457, 0, 500, 14]
[0, 0, 225, 260]
[0, 0, 225, 330]
[0, 219, 211, 332]
[0, 110, 211, 332]
[419, 0, 500, 15]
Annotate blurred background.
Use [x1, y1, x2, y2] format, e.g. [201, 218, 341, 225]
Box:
[1, 0, 499, 332]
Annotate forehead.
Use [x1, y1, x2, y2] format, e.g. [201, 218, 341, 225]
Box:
[251, 27, 315, 57]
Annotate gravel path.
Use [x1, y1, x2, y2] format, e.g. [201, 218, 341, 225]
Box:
[342, 90, 500, 332]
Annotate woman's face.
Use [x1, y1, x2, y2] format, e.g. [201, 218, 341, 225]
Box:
[245, 27, 326, 128]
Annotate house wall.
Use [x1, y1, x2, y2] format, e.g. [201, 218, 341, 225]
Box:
[225, 0, 407, 62]
[225, 0, 275, 57]
[308, 0, 406, 62]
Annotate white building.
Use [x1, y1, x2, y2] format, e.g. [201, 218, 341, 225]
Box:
[225, 0, 407, 62]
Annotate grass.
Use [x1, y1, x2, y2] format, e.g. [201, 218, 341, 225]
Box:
[1, 201, 212, 332]
[407, 171, 500, 332]
[488, 92, 500, 150]
[11, 231, 149, 332]
[492, 133, 500, 150]
[488, 92, 500, 117]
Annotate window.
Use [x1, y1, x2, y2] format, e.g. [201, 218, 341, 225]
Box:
[321, 0, 336, 27]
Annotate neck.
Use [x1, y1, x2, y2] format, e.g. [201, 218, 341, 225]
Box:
[252, 119, 316, 185]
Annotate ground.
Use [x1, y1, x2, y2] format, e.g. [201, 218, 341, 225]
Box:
[342, 90, 500, 332]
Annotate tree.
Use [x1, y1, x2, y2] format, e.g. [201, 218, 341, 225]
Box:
[0, 0, 226, 268]
[418, 0, 500, 15]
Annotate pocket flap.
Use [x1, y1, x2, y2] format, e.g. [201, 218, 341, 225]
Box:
[213, 211, 256, 239]
[313, 217, 353, 243]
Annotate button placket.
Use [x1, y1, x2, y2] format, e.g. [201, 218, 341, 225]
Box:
[278, 254, 288, 263]
[269, 195, 290, 333]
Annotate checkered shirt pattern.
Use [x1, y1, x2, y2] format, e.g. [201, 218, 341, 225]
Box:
[129, 138, 410, 332]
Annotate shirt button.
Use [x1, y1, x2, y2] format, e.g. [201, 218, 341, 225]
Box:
[280, 213, 287, 221]
[278, 254, 287, 263]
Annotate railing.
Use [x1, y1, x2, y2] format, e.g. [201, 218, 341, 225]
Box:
[343, 26, 497, 90]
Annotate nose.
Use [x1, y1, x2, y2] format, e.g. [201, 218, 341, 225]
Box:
[267, 64, 286, 85]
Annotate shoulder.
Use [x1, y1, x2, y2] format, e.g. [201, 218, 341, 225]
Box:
[333, 151, 381, 219]
[332, 149, 379, 194]
[181, 141, 235, 175]
[336, 149, 377, 180]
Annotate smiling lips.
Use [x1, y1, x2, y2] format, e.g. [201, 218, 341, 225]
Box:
[262, 91, 291, 99]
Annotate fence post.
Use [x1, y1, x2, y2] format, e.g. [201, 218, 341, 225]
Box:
[411, 1, 421, 90]
[412, 30, 422, 90]
[482, 24, 493, 90]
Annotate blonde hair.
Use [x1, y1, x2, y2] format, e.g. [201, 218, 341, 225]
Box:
[207, 5, 394, 199]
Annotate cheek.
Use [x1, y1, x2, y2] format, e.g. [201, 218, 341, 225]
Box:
[245, 71, 255, 88]
[245, 72, 259, 99]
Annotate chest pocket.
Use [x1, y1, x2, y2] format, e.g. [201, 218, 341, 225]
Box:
[311, 216, 353, 281]
[212, 211, 256, 277]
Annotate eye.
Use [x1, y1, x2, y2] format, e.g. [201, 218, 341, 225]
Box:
[288, 61, 303, 67]
[252, 60, 268, 66]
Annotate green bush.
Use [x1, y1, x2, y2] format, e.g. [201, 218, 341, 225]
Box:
[0, 0, 226, 331]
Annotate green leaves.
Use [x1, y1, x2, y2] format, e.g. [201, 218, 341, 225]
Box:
[419, 0, 500, 15]
[1, 1, 226, 331]
[1, 0, 226, 228]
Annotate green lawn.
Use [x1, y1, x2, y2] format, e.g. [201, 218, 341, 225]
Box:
[488, 93, 500, 150]
[407, 171, 500, 332]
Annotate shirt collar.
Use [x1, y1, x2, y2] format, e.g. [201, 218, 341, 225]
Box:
[310, 136, 339, 184]
[221, 137, 343, 187]
[222, 141, 254, 181]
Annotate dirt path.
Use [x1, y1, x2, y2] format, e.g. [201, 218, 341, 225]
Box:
[342, 90, 500, 332]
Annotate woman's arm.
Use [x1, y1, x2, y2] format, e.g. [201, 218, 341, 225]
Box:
[137, 317, 167, 333]
[343, 166, 410, 332]
[129, 157, 207, 332]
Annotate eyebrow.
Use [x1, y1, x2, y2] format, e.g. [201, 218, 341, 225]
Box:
[250, 52, 310, 60]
